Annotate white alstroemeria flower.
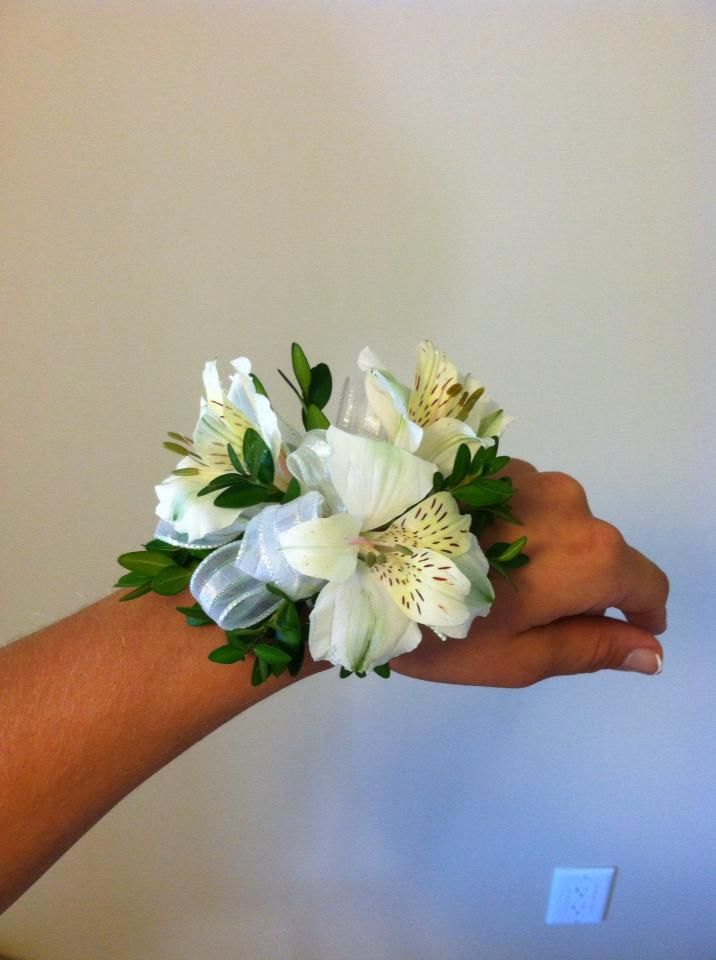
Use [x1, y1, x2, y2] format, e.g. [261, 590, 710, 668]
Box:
[279, 427, 493, 672]
[155, 357, 290, 543]
[358, 341, 514, 474]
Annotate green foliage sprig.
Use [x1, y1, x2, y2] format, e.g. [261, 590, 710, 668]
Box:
[277, 342, 333, 431]
[196, 430, 301, 511]
[433, 440, 530, 584]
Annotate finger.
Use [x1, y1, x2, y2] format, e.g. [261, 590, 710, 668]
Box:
[517, 614, 664, 685]
[615, 545, 670, 635]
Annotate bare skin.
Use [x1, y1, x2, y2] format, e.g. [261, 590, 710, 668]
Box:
[0, 461, 668, 913]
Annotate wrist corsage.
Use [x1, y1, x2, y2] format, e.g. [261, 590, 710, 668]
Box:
[115, 341, 529, 684]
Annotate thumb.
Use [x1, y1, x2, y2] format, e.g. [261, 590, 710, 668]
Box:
[521, 615, 663, 683]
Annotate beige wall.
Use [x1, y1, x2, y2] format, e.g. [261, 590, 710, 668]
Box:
[1, 3, 714, 958]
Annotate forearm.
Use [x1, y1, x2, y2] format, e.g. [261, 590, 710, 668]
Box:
[0, 591, 327, 913]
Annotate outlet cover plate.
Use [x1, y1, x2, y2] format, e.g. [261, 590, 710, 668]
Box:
[545, 867, 617, 924]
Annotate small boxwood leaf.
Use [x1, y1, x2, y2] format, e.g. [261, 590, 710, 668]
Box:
[208, 645, 245, 664]
[242, 428, 274, 485]
[303, 404, 330, 430]
[151, 565, 192, 596]
[308, 362, 332, 408]
[281, 477, 301, 503]
[373, 663, 391, 679]
[253, 643, 292, 665]
[118, 551, 177, 575]
[250, 372, 269, 398]
[447, 443, 471, 487]
[118, 582, 153, 602]
[227, 443, 244, 474]
[291, 342, 312, 396]
[457, 479, 515, 507]
[114, 571, 151, 588]
[213, 485, 270, 508]
[251, 656, 269, 686]
[142, 539, 179, 552]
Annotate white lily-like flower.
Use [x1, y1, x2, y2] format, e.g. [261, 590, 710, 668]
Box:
[155, 357, 290, 543]
[279, 427, 494, 672]
[358, 341, 514, 474]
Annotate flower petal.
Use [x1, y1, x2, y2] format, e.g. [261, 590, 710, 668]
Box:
[416, 418, 492, 474]
[358, 347, 422, 450]
[433, 535, 495, 637]
[279, 512, 362, 583]
[369, 547, 471, 627]
[309, 565, 422, 672]
[227, 357, 283, 463]
[377, 491, 471, 557]
[326, 426, 435, 531]
[466, 395, 516, 440]
[154, 471, 243, 541]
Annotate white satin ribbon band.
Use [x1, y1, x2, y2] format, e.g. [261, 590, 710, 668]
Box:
[188, 491, 327, 631]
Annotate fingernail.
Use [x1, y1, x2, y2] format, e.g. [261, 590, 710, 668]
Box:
[618, 649, 663, 676]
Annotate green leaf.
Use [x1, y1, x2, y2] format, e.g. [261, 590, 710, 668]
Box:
[172, 467, 200, 476]
[197, 474, 254, 496]
[114, 571, 151, 588]
[457, 479, 515, 508]
[117, 551, 177, 575]
[291, 342, 312, 396]
[213, 485, 270, 508]
[208, 645, 246, 664]
[504, 553, 529, 569]
[142, 539, 179, 553]
[277, 600, 301, 633]
[481, 503, 523, 525]
[253, 643, 292, 665]
[242, 428, 274, 485]
[251, 656, 270, 686]
[151, 565, 192, 596]
[176, 603, 214, 626]
[227, 443, 244, 474]
[486, 455, 511, 475]
[373, 663, 391, 679]
[308, 362, 332, 408]
[303, 404, 330, 430]
[250, 372, 269, 398]
[432, 471, 445, 492]
[225, 633, 249, 655]
[118, 582, 153, 602]
[281, 477, 301, 504]
[163, 441, 193, 457]
[487, 536, 527, 563]
[447, 443, 471, 487]
[339, 667, 353, 678]
[288, 644, 305, 677]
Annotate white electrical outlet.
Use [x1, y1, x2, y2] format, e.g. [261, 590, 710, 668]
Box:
[545, 867, 617, 924]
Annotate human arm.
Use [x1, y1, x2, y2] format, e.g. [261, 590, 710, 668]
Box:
[0, 462, 668, 913]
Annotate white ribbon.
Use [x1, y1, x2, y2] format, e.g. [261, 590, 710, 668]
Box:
[189, 492, 327, 630]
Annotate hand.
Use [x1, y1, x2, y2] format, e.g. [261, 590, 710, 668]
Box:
[392, 460, 669, 687]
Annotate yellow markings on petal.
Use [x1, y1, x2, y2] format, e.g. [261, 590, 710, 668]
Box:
[407, 341, 482, 427]
[194, 399, 253, 471]
[376, 491, 471, 558]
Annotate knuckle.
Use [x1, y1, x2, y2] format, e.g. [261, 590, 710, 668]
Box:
[585, 623, 618, 673]
[586, 519, 625, 557]
[539, 471, 588, 508]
